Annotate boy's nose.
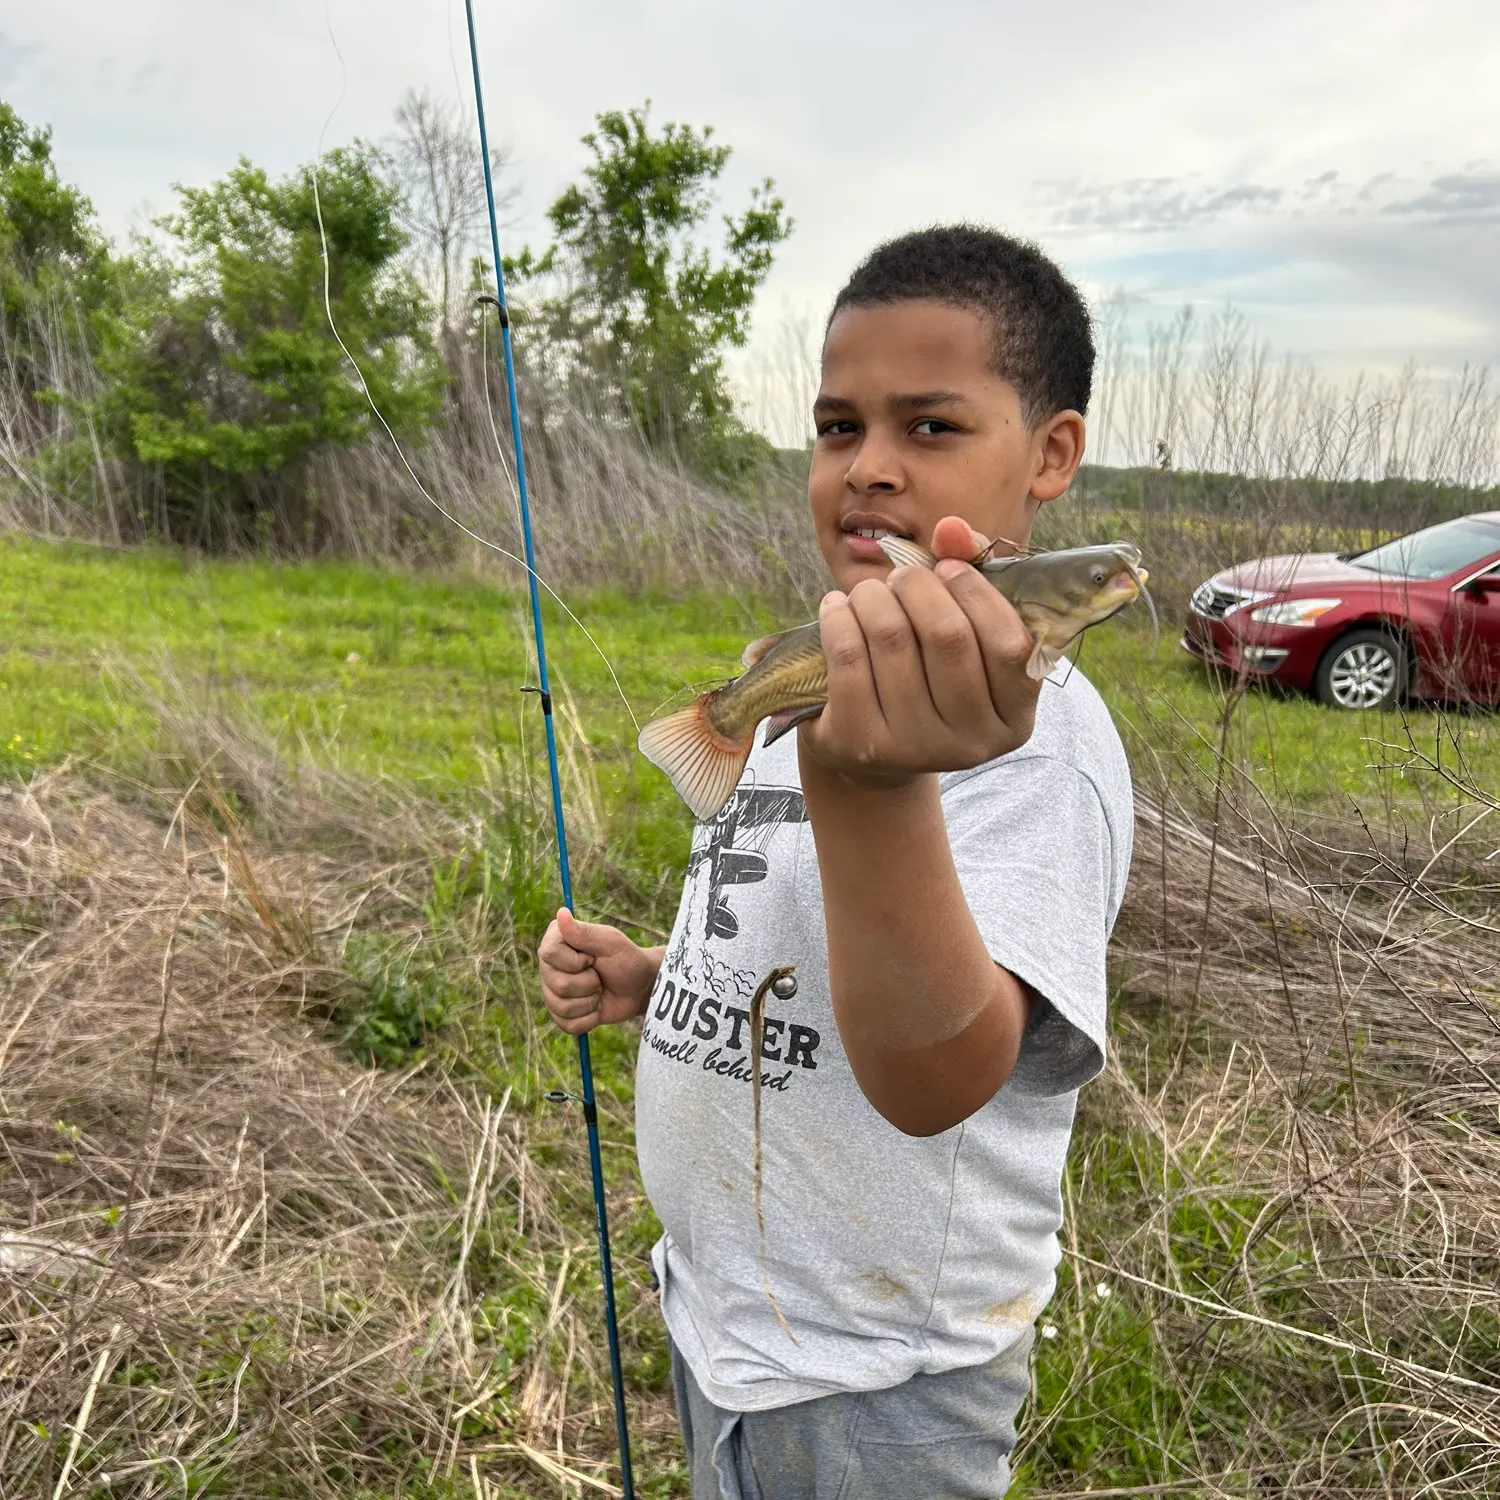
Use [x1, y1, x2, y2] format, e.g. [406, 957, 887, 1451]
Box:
[843, 434, 904, 492]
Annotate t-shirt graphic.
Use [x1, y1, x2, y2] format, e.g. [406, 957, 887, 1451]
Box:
[635, 664, 1134, 1415]
[644, 779, 821, 1097]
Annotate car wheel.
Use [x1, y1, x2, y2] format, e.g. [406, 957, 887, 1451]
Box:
[1315, 629, 1407, 710]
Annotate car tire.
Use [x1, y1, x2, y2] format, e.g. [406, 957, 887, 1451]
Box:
[1314, 628, 1408, 711]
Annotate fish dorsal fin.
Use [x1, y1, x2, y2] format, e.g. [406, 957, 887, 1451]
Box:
[741, 633, 779, 670]
[876, 535, 937, 571]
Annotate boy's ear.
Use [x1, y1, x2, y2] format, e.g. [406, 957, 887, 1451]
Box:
[1030, 410, 1087, 503]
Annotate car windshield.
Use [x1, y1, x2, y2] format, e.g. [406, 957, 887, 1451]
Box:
[1345, 517, 1500, 580]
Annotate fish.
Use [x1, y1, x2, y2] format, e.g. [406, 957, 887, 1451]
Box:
[638, 537, 1150, 820]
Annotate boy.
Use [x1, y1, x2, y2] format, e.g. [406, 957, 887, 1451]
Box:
[538, 225, 1133, 1499]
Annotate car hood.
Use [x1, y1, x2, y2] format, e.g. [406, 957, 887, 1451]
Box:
[1215, 552, 1387, 594]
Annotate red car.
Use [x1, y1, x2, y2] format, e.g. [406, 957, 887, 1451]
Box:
[1181, 513, 1500, 709]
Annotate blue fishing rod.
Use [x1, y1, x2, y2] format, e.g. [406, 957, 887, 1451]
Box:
[462, 4, 637, 1494]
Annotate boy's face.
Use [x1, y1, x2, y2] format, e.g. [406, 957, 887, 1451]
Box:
[809, 299, 1085, 592]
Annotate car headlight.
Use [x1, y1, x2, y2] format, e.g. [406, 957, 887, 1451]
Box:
[1248, 597, 1342, 627]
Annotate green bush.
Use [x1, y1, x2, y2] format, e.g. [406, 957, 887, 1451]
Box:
[87, 147, 443, 547]
[0, 101, 112, 438]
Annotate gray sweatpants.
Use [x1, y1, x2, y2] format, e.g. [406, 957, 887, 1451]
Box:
[669, 1330, 1034, 1500]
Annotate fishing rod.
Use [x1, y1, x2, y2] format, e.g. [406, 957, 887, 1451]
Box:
[462, 4, 637, 1495]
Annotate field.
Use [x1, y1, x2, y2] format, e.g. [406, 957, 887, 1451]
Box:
[3, 532, 1499, 1497]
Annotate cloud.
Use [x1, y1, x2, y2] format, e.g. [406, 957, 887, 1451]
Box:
[1039, 177, 1284, 233]
[1040, 166, 1500, 238]
[1382, 171, 1500, 224]
[7, 0, 1500, 380]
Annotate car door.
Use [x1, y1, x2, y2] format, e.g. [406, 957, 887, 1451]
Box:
[1444, 553, 1500, 701]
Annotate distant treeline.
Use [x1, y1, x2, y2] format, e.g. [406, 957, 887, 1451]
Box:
[1072, 464, 1500, 532]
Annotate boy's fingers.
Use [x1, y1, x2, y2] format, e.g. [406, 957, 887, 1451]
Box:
[887, 566, 994, 730]
[935, 565, 1039, 717]
[556, 907, 619, 958]
[882, 564, 990, 726]
[847, 575, 931, 721]
[539, 921, 594, 975]
[818, 589, 881, 730]
[546, 968, 603, 1001]
[551, 1006, 600, 1036]
[548, 991, 603, 1021]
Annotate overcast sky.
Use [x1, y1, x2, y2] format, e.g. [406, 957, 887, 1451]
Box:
[4, 0, 1498, 399]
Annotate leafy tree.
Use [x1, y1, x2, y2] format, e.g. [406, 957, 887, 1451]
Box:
[512, 103, 792, 474]
[0, 101, 109, 439]
[0, 103, 97, 270]
[90, 146, 443, 546]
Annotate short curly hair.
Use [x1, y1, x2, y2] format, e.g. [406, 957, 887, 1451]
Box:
[829, 224, 1094, 423]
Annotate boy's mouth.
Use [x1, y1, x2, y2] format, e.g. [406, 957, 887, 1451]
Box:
[840, 513, 913, 563]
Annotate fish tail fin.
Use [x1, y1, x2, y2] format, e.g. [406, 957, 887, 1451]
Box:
[638, 696, 753, 820]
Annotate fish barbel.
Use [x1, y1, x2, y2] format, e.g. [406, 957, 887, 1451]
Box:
[639, 537, 1150, 820]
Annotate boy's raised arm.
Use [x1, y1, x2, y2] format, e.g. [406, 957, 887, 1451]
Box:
[797, 520, 1043, 1135]
[799, 767, 1035, 1134]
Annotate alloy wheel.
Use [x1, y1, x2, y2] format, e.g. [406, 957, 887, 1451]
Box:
[1327, 641, 1397, 709]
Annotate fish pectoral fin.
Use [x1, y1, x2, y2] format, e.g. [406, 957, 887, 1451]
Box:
[741, 632, 780, 669]
[1026, 639, 1068, 680]
[876, 536, 937, 570]
[638, 697, 754, 821]
[762, 704, 823, 748]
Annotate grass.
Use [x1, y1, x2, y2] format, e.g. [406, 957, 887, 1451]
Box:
[2, 532, 1499, 1497]
[6, 532, 1497, 818]
[0, 534, 772, 790]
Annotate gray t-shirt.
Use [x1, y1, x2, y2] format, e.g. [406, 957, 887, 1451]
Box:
[634, 663, 1133, 1413]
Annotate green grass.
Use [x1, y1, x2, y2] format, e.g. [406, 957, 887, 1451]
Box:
[0, 535, 768, 786]
[5, 533, 1495, 822]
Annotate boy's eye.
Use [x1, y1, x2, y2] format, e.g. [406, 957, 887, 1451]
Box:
[912, 418, 959, 436]
[816, 420, 858, 438]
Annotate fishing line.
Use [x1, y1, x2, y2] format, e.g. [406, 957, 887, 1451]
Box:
[311, 0, 639, 733]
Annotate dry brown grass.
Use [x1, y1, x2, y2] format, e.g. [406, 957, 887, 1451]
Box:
[4, 682, 1497, 1497]
[1013, 716, 1500, 1497]
[0, 752, 681, 1499]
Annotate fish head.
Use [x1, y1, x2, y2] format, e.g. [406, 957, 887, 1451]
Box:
[988, 542, 1152, 630]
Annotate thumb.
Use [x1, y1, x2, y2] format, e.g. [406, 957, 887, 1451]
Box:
[557, 907, 619, 958]
[931, 514, 990, 562]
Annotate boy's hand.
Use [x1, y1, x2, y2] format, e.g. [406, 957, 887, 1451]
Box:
[801, 515, 1041, 788]
[537, 908, 663, 1036]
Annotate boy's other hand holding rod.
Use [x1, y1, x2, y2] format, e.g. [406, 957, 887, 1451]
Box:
[539, 909, 664, 1038]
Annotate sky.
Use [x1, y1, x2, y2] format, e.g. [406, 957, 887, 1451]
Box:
[4, 0, 1498, 420]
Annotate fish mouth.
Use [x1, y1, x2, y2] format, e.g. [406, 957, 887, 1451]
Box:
[1097, 564, 1159, 643]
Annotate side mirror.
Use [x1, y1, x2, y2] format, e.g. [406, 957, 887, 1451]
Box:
[1462, 573, 1500, 595]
